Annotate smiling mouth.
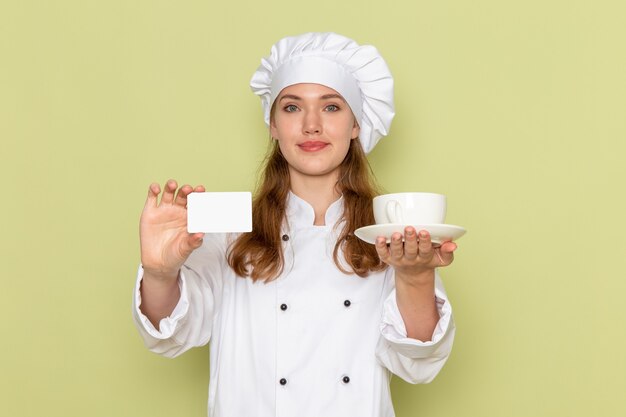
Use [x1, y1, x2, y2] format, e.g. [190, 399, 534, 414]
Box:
[298, 141, 329, 152]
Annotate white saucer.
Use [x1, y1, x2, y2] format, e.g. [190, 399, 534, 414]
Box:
[354, 223, 467, 245]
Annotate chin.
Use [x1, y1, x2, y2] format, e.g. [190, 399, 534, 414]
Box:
[293, 164, 340, 178]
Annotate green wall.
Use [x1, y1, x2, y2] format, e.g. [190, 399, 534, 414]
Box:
[2, 1, 625, 416]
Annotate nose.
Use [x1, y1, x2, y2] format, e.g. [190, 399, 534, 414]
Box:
[302, 111, 322, 135]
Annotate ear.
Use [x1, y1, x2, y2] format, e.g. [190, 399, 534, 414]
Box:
[270, 117, 278, 140]
[351, 118, 360, 140]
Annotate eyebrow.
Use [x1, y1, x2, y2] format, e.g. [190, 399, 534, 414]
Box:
[278, 94, 346, 102]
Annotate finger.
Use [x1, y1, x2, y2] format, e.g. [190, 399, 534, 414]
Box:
[193, 184, 206, 193]
[435, 247, 455, 266]
[440, 241, 457, 254]
[389, 232, 404, 260]
[375, 237, 390, 263]
[145, 183, 160, 208]
[187, 232, 205, 250]
[174, 184, 193, 207]
[417, 230, 433, 258]
[160, 179, 178, 205]
[403, 227, 418, 260]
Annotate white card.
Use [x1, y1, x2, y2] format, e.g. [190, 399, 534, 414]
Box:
[187, 192, 252, 233]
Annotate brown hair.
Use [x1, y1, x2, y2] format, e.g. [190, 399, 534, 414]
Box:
[227, 138, 386, 282]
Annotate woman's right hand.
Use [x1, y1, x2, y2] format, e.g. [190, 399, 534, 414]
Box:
[139, 179, 206, 282]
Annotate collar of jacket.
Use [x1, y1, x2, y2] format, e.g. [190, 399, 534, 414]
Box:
[285, 191, 344, 228]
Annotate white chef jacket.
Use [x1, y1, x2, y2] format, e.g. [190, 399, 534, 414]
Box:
[133, 192, 455, 417]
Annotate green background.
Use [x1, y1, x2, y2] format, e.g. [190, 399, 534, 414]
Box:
[2, 0, 625, 416]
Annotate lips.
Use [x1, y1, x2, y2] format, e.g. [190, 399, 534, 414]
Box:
[298, 141, 329, 152]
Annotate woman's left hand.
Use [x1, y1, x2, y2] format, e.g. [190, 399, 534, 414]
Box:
[375, 226, 457, 285]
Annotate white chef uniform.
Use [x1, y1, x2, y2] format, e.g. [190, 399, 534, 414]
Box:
[133, 192, 455, 417]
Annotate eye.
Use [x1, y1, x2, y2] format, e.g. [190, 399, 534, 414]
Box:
[284, 104, 298, 112]
[325, 104, 340, 112]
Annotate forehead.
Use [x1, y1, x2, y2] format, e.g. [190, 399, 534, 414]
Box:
[276, 83, 345, 100]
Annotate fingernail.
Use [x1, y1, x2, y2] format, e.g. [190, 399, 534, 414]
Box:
[420, 231, 428, 238]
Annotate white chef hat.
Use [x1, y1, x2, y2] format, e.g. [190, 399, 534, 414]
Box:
[250, 32, 395, 154]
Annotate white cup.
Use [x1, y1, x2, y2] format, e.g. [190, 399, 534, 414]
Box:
[373, 192, 446, 225]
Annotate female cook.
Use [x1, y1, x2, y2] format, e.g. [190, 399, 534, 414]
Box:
[133, 32, 457, 417]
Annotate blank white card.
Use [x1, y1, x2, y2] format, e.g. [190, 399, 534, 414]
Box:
[187, 192, 252, 233]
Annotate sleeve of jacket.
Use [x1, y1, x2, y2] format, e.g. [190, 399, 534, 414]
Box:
[131, 234, 227, 358]
[375, 268, 455, 384]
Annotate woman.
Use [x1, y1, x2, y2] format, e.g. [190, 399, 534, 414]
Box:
[134, 32, 457, 417]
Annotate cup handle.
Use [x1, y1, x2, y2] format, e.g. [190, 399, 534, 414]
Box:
[386, 201, 403, 223]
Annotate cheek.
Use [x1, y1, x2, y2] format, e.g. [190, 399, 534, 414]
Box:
[339, 122, 357, 142]
[276, 139, 293, 160]
[335, 137, 352, 159]
[271, 117, 299, 139]
[339, 115, 358, 138]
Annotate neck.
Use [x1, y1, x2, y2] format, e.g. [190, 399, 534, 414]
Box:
[289, 168, 342, 226]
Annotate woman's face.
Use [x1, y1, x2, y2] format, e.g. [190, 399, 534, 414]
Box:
[270, 83, 360, 180]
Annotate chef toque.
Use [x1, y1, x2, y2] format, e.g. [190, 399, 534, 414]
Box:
[250, 32, 395, 154]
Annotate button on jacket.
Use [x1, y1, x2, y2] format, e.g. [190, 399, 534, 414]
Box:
[133, 192, 455, 417]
